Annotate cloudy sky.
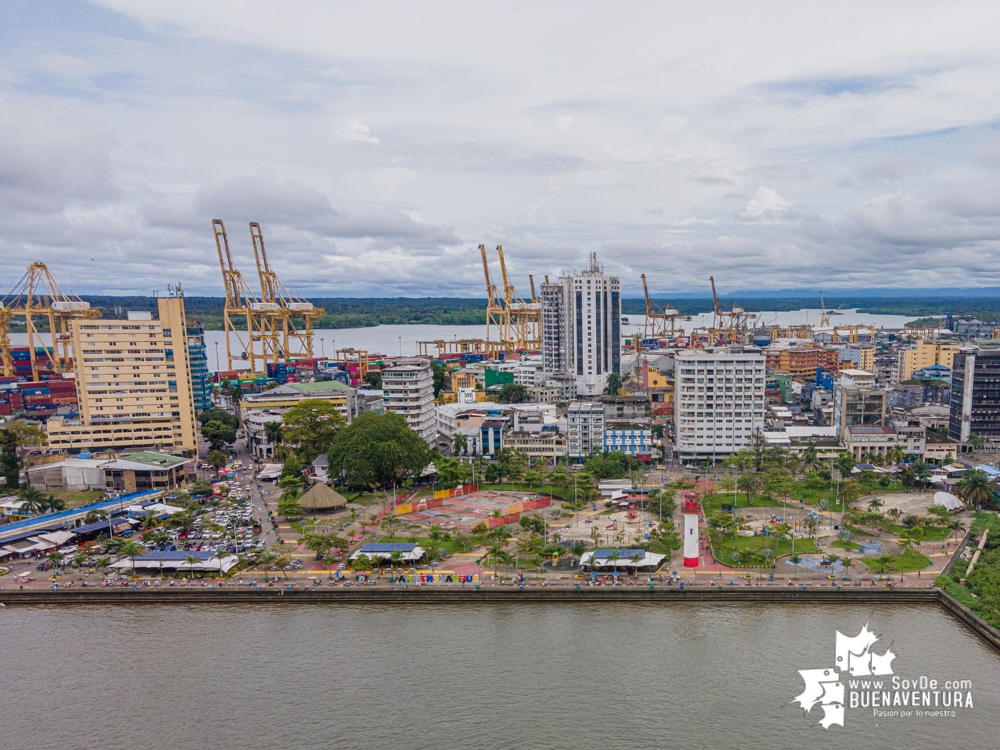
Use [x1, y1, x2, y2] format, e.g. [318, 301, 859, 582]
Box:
[3, 2, 1000, 297]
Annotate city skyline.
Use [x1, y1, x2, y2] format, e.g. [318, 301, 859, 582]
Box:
[3, 3, 1000, 297]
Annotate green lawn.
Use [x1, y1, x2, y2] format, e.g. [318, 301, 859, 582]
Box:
[50, 489, 105, 509]
[868, 548, 931, 573]
[885, 523, 952, 542]
[831, 539, 863, 551]
[712, 535, 820, 567]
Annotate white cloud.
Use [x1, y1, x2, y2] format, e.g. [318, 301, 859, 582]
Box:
[334, 120, 380, 144]
[2, 3, 1000, 294]
[740, 186, 794, 224]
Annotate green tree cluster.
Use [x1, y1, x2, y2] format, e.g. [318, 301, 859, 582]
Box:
[584, 451, 638, 479]
[282, 399, 345, 464]
[327, 412, 431, 490]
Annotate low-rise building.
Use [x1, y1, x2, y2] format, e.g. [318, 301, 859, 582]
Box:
[925, 431, 959, 462]
[603, 421, 654, 460]
[102, 452, 193, 493]
[26, 457, 110, 492]
[239, 380, 357, 423]
[243, 411, 285, 459]
[505, 428, 568, 463]
[844, 425, 898, 459]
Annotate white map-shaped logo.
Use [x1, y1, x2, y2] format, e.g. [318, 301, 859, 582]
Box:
[792, 621, 896, 729]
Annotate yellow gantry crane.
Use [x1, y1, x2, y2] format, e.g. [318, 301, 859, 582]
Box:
[496, 245, 541, 349]
[249, 222, 324, 361]
[421, 243, 540, 356]
[640, 273, 691, 340]
[706, 275, 757, 345]
[213, 219, 274, 373]
[480, 243, 509, 344]
[0, 262, 101, 381]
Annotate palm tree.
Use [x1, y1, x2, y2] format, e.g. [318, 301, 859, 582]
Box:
[969, 433, 986, 451]
[43, 494, 65, 513]
[452, 532, 471, 553]
[957, 468, 994, 507]
[801, 442, 820, 473]
[872, 554, 893, 574]
[185, 553, 201, 579]
[608, 549, 621, 575]
[888, 444, 905, 467]
[570, 541, 587, 567]
[487, 540, 505, 577]
[264, 421, 284, 457]
[323, 553, 337, 579]
[629, 551, 642, 577]
[381, 513, 400, 539]
[119, 540, 145, 577]
[17, 486, 47, 516]
[452, 433, 468, 458]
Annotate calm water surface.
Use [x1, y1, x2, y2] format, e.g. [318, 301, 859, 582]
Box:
[1, 604, 997, 750]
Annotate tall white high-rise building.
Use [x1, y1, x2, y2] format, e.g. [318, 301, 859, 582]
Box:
[541, 253, 621, 397]
[673, 346, 766, 460]
[382, 359, 436, 444]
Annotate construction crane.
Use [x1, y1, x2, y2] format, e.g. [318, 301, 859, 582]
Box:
[0, 262, 101, 381]
[707, 276, 757, 344]
[496, 245, 541, 349]
[249, 222, 324, 362]
[213, 219, 274, 374]
[640, 273, 691, 340]
[481, 244, 508, 344]
[819, 293, 845, 328]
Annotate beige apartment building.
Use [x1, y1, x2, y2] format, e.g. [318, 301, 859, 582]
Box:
[895, 340, 960, 382]
[45, 297, 199, 454]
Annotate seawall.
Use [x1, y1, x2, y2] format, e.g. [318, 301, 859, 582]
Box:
[0, 586, 942, 606]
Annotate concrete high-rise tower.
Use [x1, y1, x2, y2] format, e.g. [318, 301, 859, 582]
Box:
[541, 253, 621, 397]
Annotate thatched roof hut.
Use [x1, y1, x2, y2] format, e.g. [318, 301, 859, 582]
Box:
[297, 483, 348, 513]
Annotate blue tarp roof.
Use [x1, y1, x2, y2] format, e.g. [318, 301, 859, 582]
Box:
[976, 465, 1000, 477]
[358, 543, 417, 553]
[72, 515, 136, 535]
[593, 548, 645, 559]
[0, 490, 161, 543]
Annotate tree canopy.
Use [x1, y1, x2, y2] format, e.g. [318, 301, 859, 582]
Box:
[584, 451, 638, 479]
[282, 399, 345, 463]
[201, 420, 237, 451]
[327, 412, 431, 490]
[197, 407, 239, 430]
[498, 383, 528, 403]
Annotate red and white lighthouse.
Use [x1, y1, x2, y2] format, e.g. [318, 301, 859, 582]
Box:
[682, 493, 700, 568]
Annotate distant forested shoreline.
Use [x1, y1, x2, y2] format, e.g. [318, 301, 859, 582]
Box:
[5, 294, 1000, 331]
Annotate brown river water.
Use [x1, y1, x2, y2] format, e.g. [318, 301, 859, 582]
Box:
[1, 603, 997, 749]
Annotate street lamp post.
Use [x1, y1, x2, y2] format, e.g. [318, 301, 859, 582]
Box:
[214, 341, 220, 372]
[320, 337, 325, 358]
[398, 336, 402, 357]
